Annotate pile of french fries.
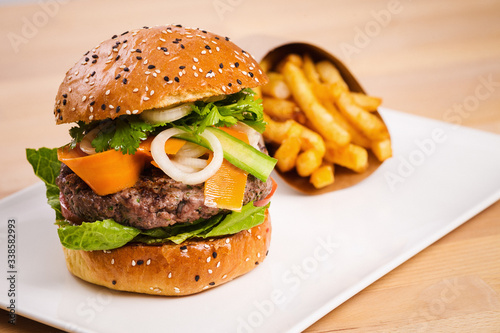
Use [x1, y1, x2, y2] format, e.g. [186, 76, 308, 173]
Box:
[258, 54, 392, 189]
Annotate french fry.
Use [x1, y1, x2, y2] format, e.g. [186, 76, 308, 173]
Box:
[274, 126, 302, 173]
[310, 164, 334, 189]
[325, 142, 368, 173]
[351, 92, 382, 111]
[336, 92, 389, 141]
[282, 62, 351, 147]
[303, 54, 321, 84]
[296, 149, 323, 177]
[371, 139, 393, 161]
[259, 58, 271, 73]
[314, 91, 372, 148]
[261, 72, 291, 99]
[263, 114, 325, 156]
[263, 97, 299, 120]
[276, 53, 303, 72]
[316, 60, 349, 91]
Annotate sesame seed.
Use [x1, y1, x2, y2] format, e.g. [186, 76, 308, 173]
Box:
[132, 110, 139, 114]
[82, 96, 87, 102]
[143, 96, 150, 101]
[90, 101, 95, 106]
[212, 252, 217, 259]
[237, 79, 242, 85]
[206, 256, 211, 263]
[89, 115, 93, 120]
[174, 287, 180, 293]
[111, 259, 115, 264]
[137, 260, 144, 265]
[193, 57, 198, 62]
[163, 76, 169, 82]
[195, 275, 200, 282]
[105, 90, 110, 95]
[226, 238, 230, 243]
[136, 56, 142, 60]
[217, 261, 221, 268]
[152, 72, 157, 77]
[245, 257, 250, 262]
[148, 64, 155, 69]
[194, 72, 198, 77]
[122, 78, 128, 84]
[174, 77, 180, 82]
[255, 261, 259, 265]
[116, 106, 121, 112]
[208, 269, 213, 274]
[115, 74, 121, 80]
[150, 90, 154, 96]
[201, 50, 207, 55]
[92, 54, 98, 59]
[115, 55, 120, 61]
[145, 71, 151, 75]
[222, 274, 227, 279]
[126, 110, 131, 115]
[235, 62, 239, 67]
[132, 260, 136, 266]
[112, 280, 116, 285]
[209, 282, 215, 286]
[62, 99, 67, 105]
[146, 259, 151, 265]
[168, 272, 172, 278]
[101, 104, 106, 110]
[133, 88, 139, 93]
[124, 67, 130, 72]
[180, 245, 187, 252]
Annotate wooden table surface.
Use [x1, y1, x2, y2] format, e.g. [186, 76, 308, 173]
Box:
[1, 0, 499, 331]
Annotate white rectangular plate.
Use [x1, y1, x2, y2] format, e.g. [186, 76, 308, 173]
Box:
[1, 108, 500, 333]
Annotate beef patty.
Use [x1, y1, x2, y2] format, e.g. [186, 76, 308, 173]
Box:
[56, 164, 272, 229]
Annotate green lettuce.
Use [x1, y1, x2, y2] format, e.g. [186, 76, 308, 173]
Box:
[26, 148, 63, 220]
[57, 219, 141, 251]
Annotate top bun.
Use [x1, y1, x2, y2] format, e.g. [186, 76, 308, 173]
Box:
[54, 25, 267, 124]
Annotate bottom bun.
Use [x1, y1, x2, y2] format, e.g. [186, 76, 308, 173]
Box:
[62, 211, 271, 296]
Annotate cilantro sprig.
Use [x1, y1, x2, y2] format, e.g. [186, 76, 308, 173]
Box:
[68, 88, 265, 155]
[173, 88, 265, 135]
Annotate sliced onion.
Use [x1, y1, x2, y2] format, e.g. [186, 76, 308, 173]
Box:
[151, 128, 223, 185]
[173, 156, 208, 169]
[231, 122, 261, 149]
[171, 160, 202, 173]
[140, 103, 193, 124]
[202, 95, 226, 103]
[175, 142, 209, 158]
[79, 127, 100, 155]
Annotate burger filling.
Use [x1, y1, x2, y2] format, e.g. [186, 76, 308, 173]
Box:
[27, 88, 277, 251]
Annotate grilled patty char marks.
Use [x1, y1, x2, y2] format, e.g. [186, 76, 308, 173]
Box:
[56, 164, 272, 229]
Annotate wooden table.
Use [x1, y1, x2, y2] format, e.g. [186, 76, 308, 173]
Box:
[1, 0, 499, 331]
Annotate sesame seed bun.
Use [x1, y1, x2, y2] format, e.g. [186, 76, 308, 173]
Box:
[54, 25, 268, 124]
[62, 211, 271, 296]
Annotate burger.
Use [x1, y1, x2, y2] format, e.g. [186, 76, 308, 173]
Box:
[26, 25, 277, 296]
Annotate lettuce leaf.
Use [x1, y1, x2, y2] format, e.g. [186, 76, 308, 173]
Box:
[57, 219, 141, 250]
[26, 148, 62, 220]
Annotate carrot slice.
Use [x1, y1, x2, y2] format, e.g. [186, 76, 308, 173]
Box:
[58, 145, 147, 196]
[204, 127, 249, 211]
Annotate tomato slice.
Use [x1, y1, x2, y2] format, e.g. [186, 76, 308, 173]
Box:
[254, 177, 277, 207]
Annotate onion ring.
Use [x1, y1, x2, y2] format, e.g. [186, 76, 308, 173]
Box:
[140, 103, 193, 124]
[151, 128, 223, 185]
